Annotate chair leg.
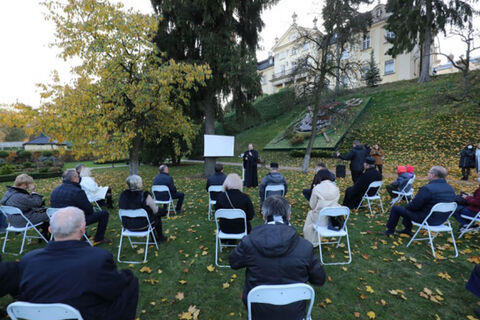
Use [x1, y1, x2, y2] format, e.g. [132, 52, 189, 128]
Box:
[367, 198, 372, 214]
[379, 198, 384, 213]
[345, 232, 352, 264]
[449, 227, 459, 258]
[150, 228, 159, 250]
[117, 233, 124, 263]
[407, 227, 422, 247]
[2, 229, 9, 253]
[143, 235, 149, 263]
[215, 235, 220, 267]
[356, 198, 364, 211]
[127, 236, 134, 249]
[19, 230, 28, 255]
[83, 233, 93, 246]
[318, 235, 324, 265]
[427, 229, 437, 258]
[208, 204, 212, 221]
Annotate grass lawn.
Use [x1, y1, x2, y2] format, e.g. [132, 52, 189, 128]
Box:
[1, 163, 480, 319]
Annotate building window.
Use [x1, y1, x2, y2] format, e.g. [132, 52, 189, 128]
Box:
[280, 65, 286, 75]
[279, 51, 286, 60]
[362, 33, 371, 50]
[385, 30, 395, 40]
[341, 48, 349, 60]
[261, 76, 266, 85]
[361, 66, 370, 80]
[291, 47, 296, 55]
[385, 59, 395, 75]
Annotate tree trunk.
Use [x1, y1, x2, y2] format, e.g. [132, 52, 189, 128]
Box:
[302, 87, 323, 173]
[334, 43, 342, 92]
[418, 3, 432, 83]
[204, 95, 216, 177]
[128, 136, 141, 175]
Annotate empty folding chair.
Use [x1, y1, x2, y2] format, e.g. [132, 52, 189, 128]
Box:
[391, 178, 415, 205]
[458, 211, 480, 239]
[152, 185, 175, 217]
[7, 301, 83, 320]
[117, 209, 159, 264]
[247, 283, 315, 320]
[207, 185, 223, 221]
[406, 202, 458, 259]
[264, 184, 285, 200]
[1, 205, 48, 255]
[313, 206, 351, 265]
[46, 208, 92, 246]
[214, 209, 247, 268]
[356, 181, 384, 214]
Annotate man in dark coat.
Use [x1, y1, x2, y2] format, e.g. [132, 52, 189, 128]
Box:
[18, 207, 138, 320]
[206, 164, 227, 198]
[383, 166, 455, 236]
[50, 169, 110, 244]
[243, 143, 259, 187]
[460, 145, 476, 180]
[259, 162, 288, 206]
[337, 140, 368, 183]
[229, 196, 325, 320]
[343, 157, 382, 209]
[153, 164, 184, 214]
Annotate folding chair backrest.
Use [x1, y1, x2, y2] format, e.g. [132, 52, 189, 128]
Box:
[152, 185, 172, 201]
[317, 206, 350, 227]
[401, 178, 414, 192]
[423, 202, 457, 225]
[0, 205, 27, 224]
[118, 208, 149, 219]
[215, 209, 247, 233]
[208, 185, 223, 201]
[247, 283, 315, 320]
[265, 184, 285, 199]
[7, 301, 83, 320]
[365, 181, 382, 196]
[46, 208, 61, 219]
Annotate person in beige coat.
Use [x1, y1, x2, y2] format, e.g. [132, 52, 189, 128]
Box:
[303, 169, 340, 246]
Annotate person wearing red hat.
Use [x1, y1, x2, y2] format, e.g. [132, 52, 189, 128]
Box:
[406, 165, 415, 179]
[386, 166, 411, 199]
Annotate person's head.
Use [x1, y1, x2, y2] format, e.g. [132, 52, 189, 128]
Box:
[49, 207, 86, 241]
[159, 164, 169, 174]
[248, 144, 253, 151]
[467, 144, 473, 149]
[316, 162, 326, 172]
[222, 173, 243, 192]
[79, 167, 92, 178]
[270, 162, 279, 172]
[374, 144, 379, 149]
[313, 169, 334, 185]
[261, 195, 291, 223]
[62, 169, 79, 183]
[406, 165, 415, 174]
[353, 139, 360, 147]
[477, 142, 480, 149]
[427, 166, 447, 181]
[397, 165, 407, 175]
[13, 174, 34, 190]
[364, 157, 375, 169]
[126, 174, 143, 191]
[75, 164, 85, 175]
[214, 164, 224, 173]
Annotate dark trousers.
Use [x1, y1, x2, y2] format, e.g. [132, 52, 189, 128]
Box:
[351, 170, 363, 183]
[104, 271, 139, 320]
[386, 184, 396, 198]
[376, 165, 383, 175]
[0, 260, 19, 298]
[453, 206, 478, 226]
[302, 188, 312, 201]
[386, 206, 425, 233]
[85, 210, 109, 242]
[172, 192, 184, 211]
[462, 168, 471, 180]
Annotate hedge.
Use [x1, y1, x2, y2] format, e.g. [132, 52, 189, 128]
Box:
[0, 171, 62, 183]
[289, 150, 337, 158]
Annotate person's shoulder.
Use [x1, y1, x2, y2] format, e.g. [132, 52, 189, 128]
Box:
[21, 247, 47, 263]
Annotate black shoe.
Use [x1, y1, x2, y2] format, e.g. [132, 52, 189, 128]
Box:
[397, 229, 413, 237]
[93, 238, 112, 245]
[157, 235, 168, 243]
[382, 230, 394, 236]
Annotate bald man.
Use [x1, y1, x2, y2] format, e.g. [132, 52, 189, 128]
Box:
[18, 207, 139, 320]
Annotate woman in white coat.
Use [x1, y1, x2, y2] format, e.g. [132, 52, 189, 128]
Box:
[80, 167, 113, 208]
[303, 169, 340, 246]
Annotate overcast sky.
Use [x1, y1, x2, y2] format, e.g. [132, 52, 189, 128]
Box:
[0, 0, 477, 108]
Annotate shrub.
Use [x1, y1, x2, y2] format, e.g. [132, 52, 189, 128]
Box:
[17, 150, 32, 159]
[0, 165, 14, 175]
[289, 150, 336, 158]
[289, 133, 307, 145]
[43, 160, 54, 167]
[0, 151, 9, 158]
[42, 150, 53, 157]
[23, 161, 34, 168]
[39, 167, 49, 173]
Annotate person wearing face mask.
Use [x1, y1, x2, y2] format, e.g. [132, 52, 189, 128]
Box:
[453, 176, 480, 233]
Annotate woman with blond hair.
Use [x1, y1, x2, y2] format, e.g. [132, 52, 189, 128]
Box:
[215, 173, 255, 234]
[79, 167, 113, 209]
[1, 174, 49, 235]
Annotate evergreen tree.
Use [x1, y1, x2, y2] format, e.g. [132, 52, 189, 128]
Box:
[385, 0, 474, 83]
[365, 50, 382, 87]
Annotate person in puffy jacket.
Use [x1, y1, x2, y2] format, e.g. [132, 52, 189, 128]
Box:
[259, 162, 288, 206]
[229, 196, 325, 320]
[386, 166, 412, 198]
[460, 144, 476, 180]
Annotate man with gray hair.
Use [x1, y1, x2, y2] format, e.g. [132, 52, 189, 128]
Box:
[50, 169, 110, 244]
[18, 207, 139, 320]
[153, 164, 184, 214]
[229, 196, 325, 319]
[383, 166, 455, 236]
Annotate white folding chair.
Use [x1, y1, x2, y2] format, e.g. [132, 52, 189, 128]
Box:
[313, 206, 351, 265]
[117, 209, 159, 264]
[7, 301, 83, 320]
[458, 210, 480, 239]
[356, 181, 384, 214]
[46, 208, 92, 246]
[391, 178, 415, 205]
[207, 185, 223, 221]
[1, 206, 48, 255]
[247, 283, 315, 320]
[152, 185, 175, 217]
[406, 202, 458, 259]
[215, 209, 247, 268]
[264, 184, 285, 200]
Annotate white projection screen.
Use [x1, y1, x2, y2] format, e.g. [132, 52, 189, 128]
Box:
[204, 135, 235, 157]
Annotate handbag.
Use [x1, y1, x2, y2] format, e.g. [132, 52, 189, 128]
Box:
[328, 215, 345, 231]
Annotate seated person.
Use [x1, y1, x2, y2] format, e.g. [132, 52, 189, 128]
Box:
[453, 176, 480, 232]
[342, 157, 382, 210]
[0, 253, 19, 317]
[215, 173, 255, 234]
[80, 167, 113, 209]
[302, 162, 335, 201]
[303, 169, 340, 245]
[386, 166, 412, 198]
[50, 169, 110, 244]
[119, 175, 167, 242]
[75, 164, 85, 182]
[206, 164, 227, 202]
[406, 165, 415, 178]
[466, 263, 480, 317]
[229, 196, 325, 320]
[259, 162, 288, 206]
[18, 207, 139, 320]
[383, 166, 455, 236]
[153, 164, 184, 214]
[1, 174, 49, 238]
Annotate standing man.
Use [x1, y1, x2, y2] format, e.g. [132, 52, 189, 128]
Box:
[243, 143, 259, 188]
[153, 165, 184, 214]
[342, 157, 382, 209]
[337, 140, 367, 183]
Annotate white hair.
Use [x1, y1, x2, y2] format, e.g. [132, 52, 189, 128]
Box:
[126, 175, 143, 190]
[79, 167, 92, 178]
[50, 207, 85, 239]
[222, 173, 243, 192]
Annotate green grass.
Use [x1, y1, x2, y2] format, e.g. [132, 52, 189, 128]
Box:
[63, 160, 127, 169]
[1, 164, 480, 319]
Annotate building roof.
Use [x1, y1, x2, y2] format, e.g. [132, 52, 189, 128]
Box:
[257, 57, 274, 70]
[23, 133, 67, 146]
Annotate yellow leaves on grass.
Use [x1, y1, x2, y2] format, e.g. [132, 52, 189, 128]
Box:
[179, 280, 187, 285]
[139, 266, 152, 274]
[468, 256, 480, 264]
[388, 289, 407, 301]
[419, 287, 444, 304]
[175, 292, 184, 301]
[222, 282, 230, 289]
[178, 306, 200, 319]
[365, 285, 374, 294]
[437, 272, 451, 281]
[367, 311, 376, 319]
[206, 265, 215, 272]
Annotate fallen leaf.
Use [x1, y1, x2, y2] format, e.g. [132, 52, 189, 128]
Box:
[139, 266, 152, 274]
[222, 282, 230, 289]
[366, 285, 374, 294]
[175, 292, 184, 301]
[206, 265, 215, 272]
[367, 311, 376, 319]
[179, 280, 187, 285]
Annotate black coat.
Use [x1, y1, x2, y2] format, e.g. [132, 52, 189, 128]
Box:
[0, 254, 19, 298]
[18, 240, 138, 320]
[206, 172, 227, 191]
[343, 167, 382, 209]
[229, 223, 325, 320]
[339, 144, 368, 172]
[215, 189, 255, 233]
[460, 147, 476, 168]
[243, 149, 259, 187]
[50, 181, 93, 216]
[153, 172, 178, 200]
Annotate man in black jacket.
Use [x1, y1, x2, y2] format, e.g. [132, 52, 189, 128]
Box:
[229, 196, 325, 320]
[50, 169, 110, 244]
[337, 140, 368, 183]
[343, 157, 382, 210]
[153, 165, 184, 214]
[18, 207, 138, 320]
[383, 166, 455, 236]
[206, 164, 227, 193]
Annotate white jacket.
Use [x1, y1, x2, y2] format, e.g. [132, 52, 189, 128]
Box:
[80, 176, 108, 202]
